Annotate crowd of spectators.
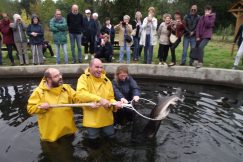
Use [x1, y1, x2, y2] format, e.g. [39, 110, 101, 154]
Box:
[0, 4, 218, 68]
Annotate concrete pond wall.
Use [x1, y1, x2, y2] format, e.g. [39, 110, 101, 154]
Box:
[0, 64, 243, 88]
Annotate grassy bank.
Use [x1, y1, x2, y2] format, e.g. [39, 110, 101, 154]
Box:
[0, 35, 241, 70]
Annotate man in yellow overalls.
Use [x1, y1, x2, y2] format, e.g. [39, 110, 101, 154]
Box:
[27, 68, 82, 142]
[76, 58, 122, 140]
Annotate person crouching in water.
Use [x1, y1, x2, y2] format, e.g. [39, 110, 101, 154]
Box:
[112, 65, 141, 129]
[95, 33, 113, 62]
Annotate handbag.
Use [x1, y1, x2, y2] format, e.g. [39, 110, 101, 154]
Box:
[169, 33, 178, 44]
[125, 35, 132, 43]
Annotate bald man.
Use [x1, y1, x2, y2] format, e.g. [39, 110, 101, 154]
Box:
[67, 4, 83, 64]
[76, 58, 122, 141]
[27, 68, 82, 142]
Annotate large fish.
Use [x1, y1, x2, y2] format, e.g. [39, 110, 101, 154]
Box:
[143, 88, 184, 139]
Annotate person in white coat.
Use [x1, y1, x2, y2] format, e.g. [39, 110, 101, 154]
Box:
[139, 7, 157, 64]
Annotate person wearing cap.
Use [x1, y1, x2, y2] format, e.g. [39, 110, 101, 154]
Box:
[10, 14, 29, 65]
[180, 5, 200, 66]
[83, 9, 97, 61]
[67, 4, 83, 64]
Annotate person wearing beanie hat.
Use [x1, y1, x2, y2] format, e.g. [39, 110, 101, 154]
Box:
[83, 9, 97, 60]
[10, 13, 29, 65]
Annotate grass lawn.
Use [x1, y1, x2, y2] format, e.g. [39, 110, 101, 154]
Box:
[0, 34, 241, 70]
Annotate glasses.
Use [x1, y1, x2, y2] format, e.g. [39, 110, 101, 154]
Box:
[191, 9, 196, 12]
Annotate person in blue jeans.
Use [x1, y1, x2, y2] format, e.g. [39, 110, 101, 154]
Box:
[140, 7, 157, 64]
[50, 9, 68, 64]
[131, 11, 143, 61]
[181, 5, 200, 66]
[67, 4, 83, 63]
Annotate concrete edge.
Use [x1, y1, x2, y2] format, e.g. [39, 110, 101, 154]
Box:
[0, 64, 242, 88]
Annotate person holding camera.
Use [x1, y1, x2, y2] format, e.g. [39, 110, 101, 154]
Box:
[139, 7, 158, 64]
[10, 14, 29, 65]
[114, 15, 133, 64]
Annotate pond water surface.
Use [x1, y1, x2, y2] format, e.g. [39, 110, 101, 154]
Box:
[0, 78, 242, 162]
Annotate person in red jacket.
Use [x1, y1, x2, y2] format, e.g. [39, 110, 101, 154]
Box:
[0, 13, 15, 65]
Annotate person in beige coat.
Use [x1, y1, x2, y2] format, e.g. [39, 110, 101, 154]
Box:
[114, 15, 133, 63]
[139, 7, 157, 64]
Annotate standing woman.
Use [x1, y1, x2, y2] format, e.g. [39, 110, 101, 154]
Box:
[140, 7, 157, 64]
[0, 13, 15, 66]
[27, 14, 44, 65]
[167, 12, 185, 66]
[11, 14, 29, 65]
[114, 15, 133, 63]
[195, 5, 216, 68]
[157, 13, 172, 65]
[131, 11, 142, 61]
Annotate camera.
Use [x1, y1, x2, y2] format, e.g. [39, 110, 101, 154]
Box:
[122, 21, 126, 26]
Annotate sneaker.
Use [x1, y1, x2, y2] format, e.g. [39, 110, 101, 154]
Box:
[232, 65, 237, 70]
[158, 62, 162, 65]
[72, 60, 76, 64]
[53, 55, 57, 58]
[196, 62, 203, 68]
[84, 54, 89, 60]
[43, 56, 46, 60]
[192, 60, 198, 67]
[168, 62, 176, 66]
[180, 63, 186, 66]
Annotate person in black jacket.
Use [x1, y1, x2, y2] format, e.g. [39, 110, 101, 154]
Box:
[100, 17, 115, 47]
[112, 65, 141, 128]
[180, 5, 200, 65]
[67, 4, 83, 63]
[83, 9, 97, 61]
[95, 34, 113, 62]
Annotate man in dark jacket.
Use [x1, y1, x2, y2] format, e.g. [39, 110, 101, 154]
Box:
[67, 4, 83, 63]
[180, 5, 200, 66]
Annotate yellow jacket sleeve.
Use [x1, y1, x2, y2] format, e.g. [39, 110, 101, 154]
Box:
[27, 88, 47, 115]
[76, 74, 102, 103]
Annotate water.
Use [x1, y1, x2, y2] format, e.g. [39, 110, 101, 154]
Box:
[0, 78, 242, 162]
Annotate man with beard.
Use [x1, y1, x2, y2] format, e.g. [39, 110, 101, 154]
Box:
[27, 68, 82, 142]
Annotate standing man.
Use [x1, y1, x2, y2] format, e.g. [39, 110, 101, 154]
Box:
[27, 68, 81, 142]
[0, 13, 15, 66]
[67, 4, 83, 64]
[180, 5, 200, 66]
[11, 14, 29, 65]
[76, 58, 122, 142]
[83, 9, 97, 61]
[50, 9, 69, 64]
